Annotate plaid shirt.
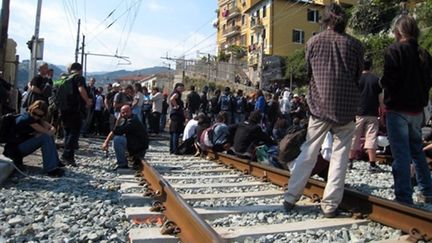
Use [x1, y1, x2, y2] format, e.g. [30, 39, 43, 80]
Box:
[306, 29, 364, 124]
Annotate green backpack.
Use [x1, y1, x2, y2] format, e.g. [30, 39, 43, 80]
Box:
[52, 73, 77, 111]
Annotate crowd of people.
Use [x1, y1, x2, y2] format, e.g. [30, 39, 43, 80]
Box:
[0, 3, 431, 218]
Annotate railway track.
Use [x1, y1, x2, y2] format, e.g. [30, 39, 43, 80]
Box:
[121, 139, 432, 242]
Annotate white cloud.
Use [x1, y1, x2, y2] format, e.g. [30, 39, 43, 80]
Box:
[147, 1, 165, 12]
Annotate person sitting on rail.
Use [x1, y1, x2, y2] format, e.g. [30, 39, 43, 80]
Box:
[102, 105, 148, 170]
[193, 113, 211, 157]
[3, 100, 64, 177]
[229, 110, 276, 159]
[199, 112, 231, 159]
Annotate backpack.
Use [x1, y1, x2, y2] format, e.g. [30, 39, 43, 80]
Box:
[235, 96, 245, 113]
[220, 95, 231, 111]
[52, 73, 77, 111]
[199, 123, 222, 148]
[278, 129, 307, 164]
[0, 113, 17, 143]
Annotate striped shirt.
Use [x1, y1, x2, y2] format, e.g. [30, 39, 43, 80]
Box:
[306, 29, 364, 124]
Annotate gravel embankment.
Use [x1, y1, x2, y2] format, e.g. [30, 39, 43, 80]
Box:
[0, 139, 131, 242]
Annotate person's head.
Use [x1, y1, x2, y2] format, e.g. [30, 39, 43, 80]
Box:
[69, 62, 83, 74]
[142, 85, 148, 94]
[38, 62, 49, 76]
[120, 105, 132, 118]
[216, 111, 227, 123]
[214, 89, 221, 96]
[125, 85, 134, 96]
[202, 85, 209, 93]
[256, 90, 263, 97]
[28, 100, 48, 120]
[190, 85, 195, 91]
[393, 15, 420, 43]
[248, 110, 262, 124]
[292, 117, 300, 125]
[134, 82, 143, 93]
[97, 86, 104, 94]
[237, 89, 243, 96]
[322, 3, 347, 33]
[152, 86, 159, 95]
[224, 86, 230, 93]
[112, 82, 121, 91]
[363, 59, 373, 71]
[174, 83, 185, 93]
[47, 68, 54, 78]
[89, 78, 96, 87]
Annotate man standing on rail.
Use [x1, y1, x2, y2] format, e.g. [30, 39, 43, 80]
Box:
[283, 3, 364, 218]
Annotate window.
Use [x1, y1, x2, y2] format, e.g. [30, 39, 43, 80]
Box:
[262, 28, 266, 40]
[251, 35, 254, 44]
[242, 15, 245, 25]
[263, 5, 267, 18]
[307, 9, 319, 22]
[292, 29, 305, 44]
[241, 35, 246, 45]
[256, 9, 260, 19]
[223, 24, 226, 31]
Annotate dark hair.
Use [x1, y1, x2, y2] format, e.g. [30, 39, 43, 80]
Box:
[152, 86, 159, 92]
[174, 83, 184, 89]
[216, 111, 227, 123]
[126, 85, 134, 91]
[69, 62, 82, 72]
[363, 59, 372, 71]
[394, 15, 420, 42]
[256, 90, 263, 97]
[248, 110, 262, 124]
[215, 89, 221, 96]
[322, 3, 347, 33]
[134, 83, 143, 93]
[237, 89, 243, 95]
[190, 85, 195, 91]
[224, 86, 230, 92]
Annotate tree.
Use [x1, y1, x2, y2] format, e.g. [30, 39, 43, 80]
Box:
[349, 0, 399, 35]
[284, 49, 308, 86]
[416, 0, 432, 29]
[359, 33, 394, 76]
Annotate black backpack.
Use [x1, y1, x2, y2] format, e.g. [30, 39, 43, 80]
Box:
[278, 128, 307, 163]
[0, 113, 18, 143]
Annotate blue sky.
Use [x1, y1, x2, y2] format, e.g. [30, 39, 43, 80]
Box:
[9, 0, 217, 72]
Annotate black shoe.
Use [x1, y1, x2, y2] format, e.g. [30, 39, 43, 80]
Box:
[321, 208, 339, 218]
[368, 164, 384, 173]
[47, 168, 64, 177]
[61, 156, 77, 167]
[283, 200, 295, 212]
[114, 165, 129, 171]
[348, 160, 354, 170]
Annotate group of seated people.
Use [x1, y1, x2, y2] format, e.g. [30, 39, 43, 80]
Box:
[177, 110, 331, 180]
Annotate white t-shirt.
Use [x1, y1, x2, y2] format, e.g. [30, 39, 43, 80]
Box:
[95, 95, 104, 111]
[182, 119, 198, 141]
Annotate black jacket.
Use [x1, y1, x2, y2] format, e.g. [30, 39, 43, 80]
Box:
[229, 122, 275, 153]
[381, 40, 432, 112]
[113, 115, 148, 155]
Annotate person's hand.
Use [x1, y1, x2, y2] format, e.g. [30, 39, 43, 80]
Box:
[102, 141, 109, 151]
[47, 128, 56, 137]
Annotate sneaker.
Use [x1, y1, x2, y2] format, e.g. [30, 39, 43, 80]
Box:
[47, 168, 64, 177]
[417, 194, 432, 204]
[321, 208, 339, 218]
[283, 200, 295, 212]
[368, 164, 384, 173]
[61, 156, 77, 167]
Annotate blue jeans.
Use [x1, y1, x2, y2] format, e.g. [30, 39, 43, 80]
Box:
[386, 111, 432, 204]
[170, 132, 180, 153]
[113, 135, 128, 167]
[18, 134, 60, 172]
[160, 114, 167, 132]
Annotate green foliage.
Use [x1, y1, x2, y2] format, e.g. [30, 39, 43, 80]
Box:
[416, 0, 432, 28]
[293, 86, 308, 96]
[359, 33, 394, 76]
[284, 49, 308, 86]
[420, 28, 432, 54]
[217, 51, 230, 62]
[349, 1, 398, 35]
[227, 45, 247, 59]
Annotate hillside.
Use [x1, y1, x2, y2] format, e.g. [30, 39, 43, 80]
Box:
[17, 61, 172, 88]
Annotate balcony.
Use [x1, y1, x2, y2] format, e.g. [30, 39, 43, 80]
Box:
[223, 25, 241, 38]
[250, 17, 263, 31]
[226, 7, 241, 20]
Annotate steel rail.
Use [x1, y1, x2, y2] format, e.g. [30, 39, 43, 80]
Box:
[208, 152, 432, 241]
[140, 160, 225, 243]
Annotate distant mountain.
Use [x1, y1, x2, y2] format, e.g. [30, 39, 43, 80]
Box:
[16, 61, 173, 89]
[88, 66, 173, 85]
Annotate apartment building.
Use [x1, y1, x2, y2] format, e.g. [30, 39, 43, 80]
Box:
[216, 0, 356, 66]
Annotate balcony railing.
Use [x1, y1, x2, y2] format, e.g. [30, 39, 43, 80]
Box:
[226, 7, 241, 20]
[250, 17, 263, 31]
[223, 25, 241, 38]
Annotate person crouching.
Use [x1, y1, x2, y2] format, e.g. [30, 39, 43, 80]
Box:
[102, 105, 148, 169]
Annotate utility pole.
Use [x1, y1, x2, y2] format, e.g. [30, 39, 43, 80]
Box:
[81, 35, 85, 68]
[0, 0, 10, 73]
[29, 0, 43, 81]
[75, 19, 81, 63]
